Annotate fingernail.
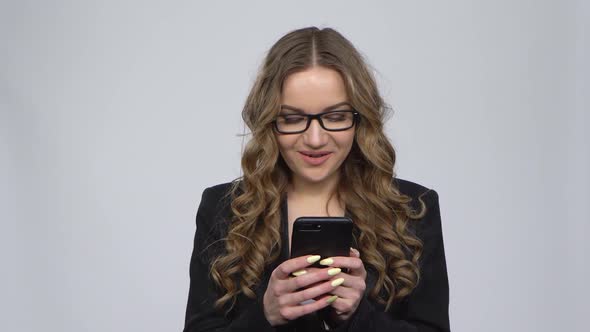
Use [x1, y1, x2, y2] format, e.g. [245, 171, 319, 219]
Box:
[327, 268, 341, 276]
[307, 255, 321, 264]
[326, 295, 338, 304]
[292, 270, 307, 277]
[331, 277, 345, 287]
[319, 258, 334, 266]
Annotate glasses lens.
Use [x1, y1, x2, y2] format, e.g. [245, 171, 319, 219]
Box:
[320, 111, 355, 130]
[276, 114, 308, 133]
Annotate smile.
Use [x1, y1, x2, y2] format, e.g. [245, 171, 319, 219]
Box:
[299, 152, 332, 166]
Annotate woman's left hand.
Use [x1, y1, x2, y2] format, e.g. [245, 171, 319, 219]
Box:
[322, 247, 367, 323]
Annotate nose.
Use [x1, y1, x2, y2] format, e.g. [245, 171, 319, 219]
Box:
[302, 118, 328, 147]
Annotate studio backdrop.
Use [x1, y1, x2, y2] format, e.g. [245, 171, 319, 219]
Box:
[1, 1, 588, 331]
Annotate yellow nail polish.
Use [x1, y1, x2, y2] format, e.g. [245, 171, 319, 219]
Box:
[319, 258, 334, 266]
[331, 278, 344, 287]
[326, 295, 338, 304]
[307, 255, 321, 264]
[327, 268, 341, 276]
[292, 270, 307, 277]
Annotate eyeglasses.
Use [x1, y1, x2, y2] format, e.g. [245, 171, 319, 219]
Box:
[273, 109, 360, 134]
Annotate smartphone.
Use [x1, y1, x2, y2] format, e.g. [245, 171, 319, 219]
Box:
[290, 216, 353, 268]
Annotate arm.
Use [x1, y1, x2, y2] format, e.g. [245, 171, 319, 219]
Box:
[331, 189, 450, 332]
[183, 187, 277, 332]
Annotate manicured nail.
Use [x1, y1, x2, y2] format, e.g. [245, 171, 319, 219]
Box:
[331, 278, 345, 287]
[292, 270, 307, 277]
[319, 258, 334, 266]
[326, 295, 338, 304]
[327, 268, 341, 276]
[307, 255, 321, 264]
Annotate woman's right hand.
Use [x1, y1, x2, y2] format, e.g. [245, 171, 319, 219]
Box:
[263, 255, 344, 326]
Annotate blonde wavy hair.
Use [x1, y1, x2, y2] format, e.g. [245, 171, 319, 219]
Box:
[210, 26, 428, 313]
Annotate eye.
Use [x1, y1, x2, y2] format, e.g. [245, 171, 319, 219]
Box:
[279, 114, 306, 124]
[324, 111, 351, 122]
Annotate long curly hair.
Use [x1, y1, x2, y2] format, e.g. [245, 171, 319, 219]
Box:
[210, 26, 428, 313]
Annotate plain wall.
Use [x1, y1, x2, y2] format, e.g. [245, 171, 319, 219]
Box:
[1, 1, 588, 331]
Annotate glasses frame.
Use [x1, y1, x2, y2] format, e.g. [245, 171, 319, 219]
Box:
[272, 109, 361, 135]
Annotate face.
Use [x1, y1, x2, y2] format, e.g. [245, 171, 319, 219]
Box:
[276, 66, 356, 188]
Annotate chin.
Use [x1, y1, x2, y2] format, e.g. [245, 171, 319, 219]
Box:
[297, 170, 337, 184]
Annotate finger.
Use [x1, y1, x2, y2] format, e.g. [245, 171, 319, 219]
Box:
[329, 296, 357, 315]
[273, 255, 322, 280]
[350, 247, 360, 257]
[327, 272, 366, 292]
[282, 267, 343, 295]
[289, 266, 323, 278]
[279, 294, 335, 321]
[280, 274, 346, 306]
[319, 256, 366, 276]
[328, 282, 359, 299]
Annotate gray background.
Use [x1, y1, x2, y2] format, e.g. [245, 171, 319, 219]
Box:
[1, 0, 588, 331]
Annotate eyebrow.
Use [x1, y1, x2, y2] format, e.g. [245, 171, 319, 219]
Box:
[279, 101, 352, 114]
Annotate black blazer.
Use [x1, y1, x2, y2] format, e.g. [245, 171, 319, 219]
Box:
[184, 178, 450, 331]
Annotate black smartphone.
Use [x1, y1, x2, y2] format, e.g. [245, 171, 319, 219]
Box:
[290, 216, 353, 268]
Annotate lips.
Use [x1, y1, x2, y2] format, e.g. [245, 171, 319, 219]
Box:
[301, 152, 331, 157]
[299, 151, 332, 166]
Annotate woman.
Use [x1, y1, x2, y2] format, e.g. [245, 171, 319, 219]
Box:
[184, 27, 450, 331]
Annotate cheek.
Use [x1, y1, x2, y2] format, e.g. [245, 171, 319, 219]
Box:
[276, 135, 297, 154]
[334, 132, 356, 151]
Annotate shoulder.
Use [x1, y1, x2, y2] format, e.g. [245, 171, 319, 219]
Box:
[393, 177, 440, 213]
[393, 177, 443, 242]
[193, 181, 239, 260]
[195, 181, 239, 232]
[198, 181, 239, 212]
[201, 181, 236, 200]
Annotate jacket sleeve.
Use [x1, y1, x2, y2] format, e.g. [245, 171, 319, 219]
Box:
[183, 187, 277, 332]
[330, 189, 450, 332]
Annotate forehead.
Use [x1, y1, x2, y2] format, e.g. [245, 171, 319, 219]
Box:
[281, 66, 348, 113]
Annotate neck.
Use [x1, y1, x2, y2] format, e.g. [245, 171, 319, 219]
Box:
[288, 172, 341, 203]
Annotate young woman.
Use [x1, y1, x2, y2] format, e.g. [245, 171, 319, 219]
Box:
[184, 27, 450, 331]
